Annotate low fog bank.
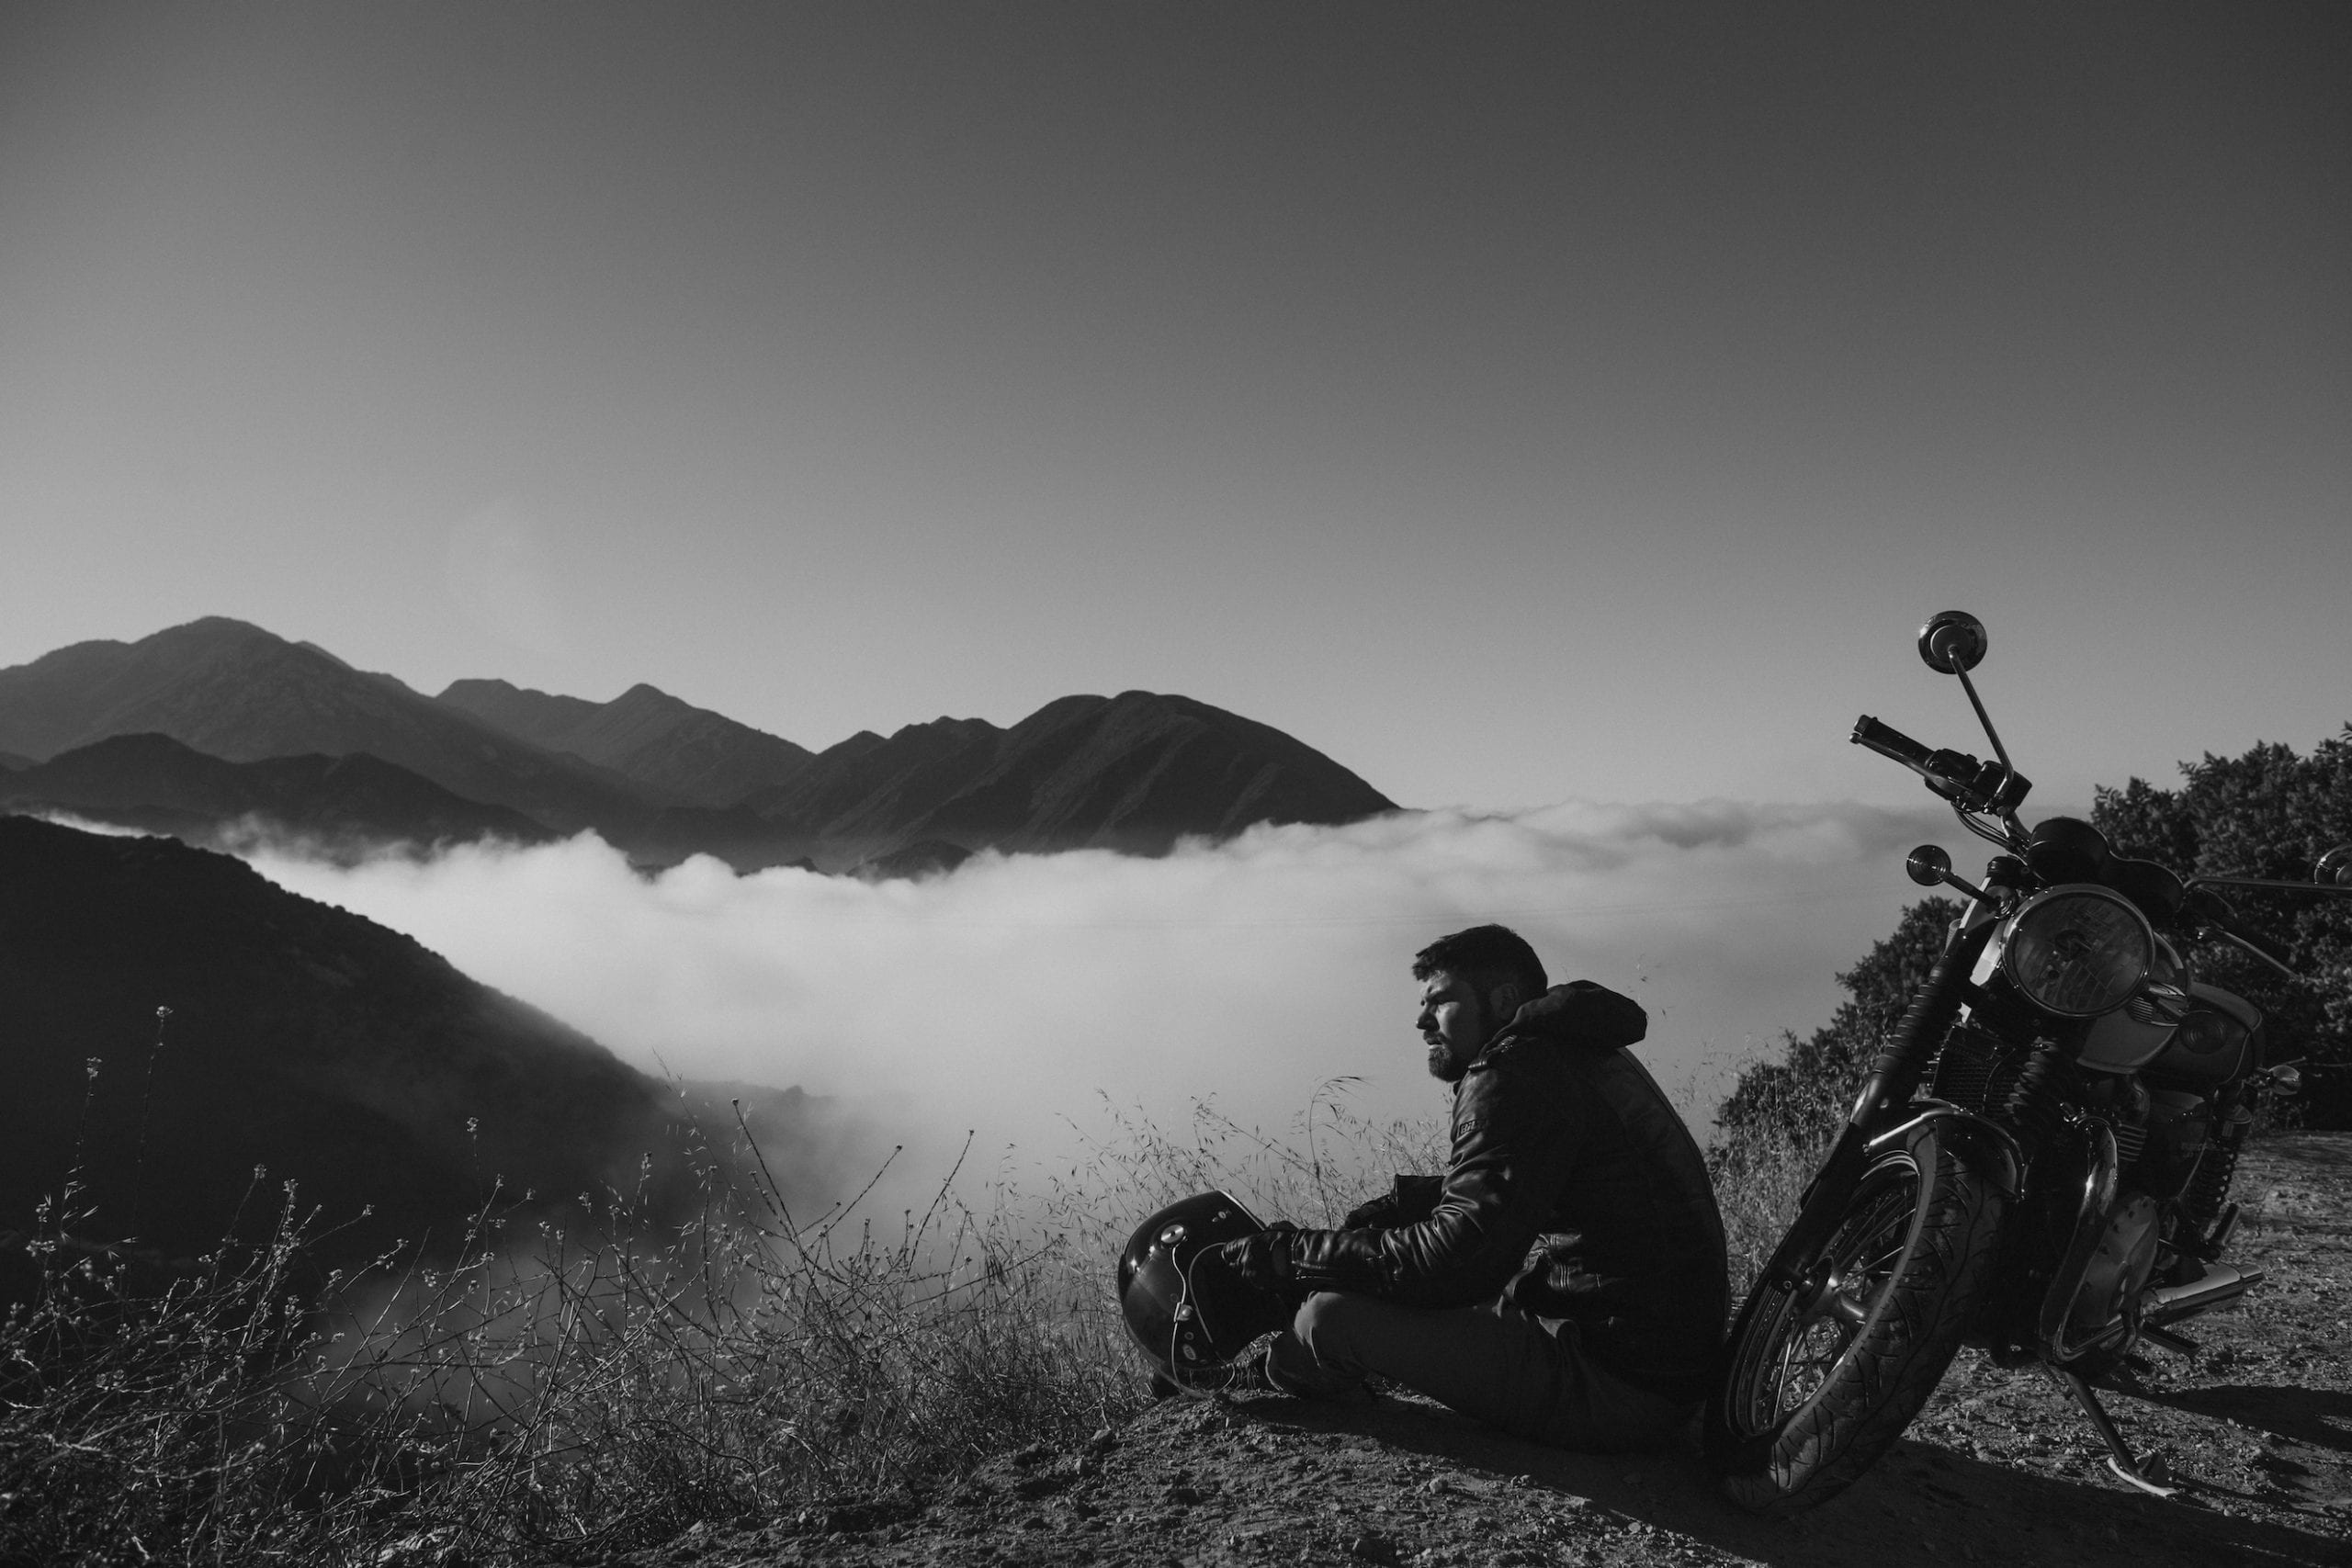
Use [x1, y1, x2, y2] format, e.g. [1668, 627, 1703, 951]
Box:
[240, 800, 1958, 1213]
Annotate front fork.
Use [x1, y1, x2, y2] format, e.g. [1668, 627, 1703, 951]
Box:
[1763, 898, 2006, 1295]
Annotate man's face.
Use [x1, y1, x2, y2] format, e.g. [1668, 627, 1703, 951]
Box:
[1417, 969, 1500, 1083]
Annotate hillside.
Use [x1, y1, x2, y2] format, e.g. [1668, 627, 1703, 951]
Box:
[0, 816, 835, 1268]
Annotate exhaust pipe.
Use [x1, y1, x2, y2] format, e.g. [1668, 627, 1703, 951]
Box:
[2143, 1264, 2262, 1325]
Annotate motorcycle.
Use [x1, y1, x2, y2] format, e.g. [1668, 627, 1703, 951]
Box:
[1706, 611, 2352, 1511]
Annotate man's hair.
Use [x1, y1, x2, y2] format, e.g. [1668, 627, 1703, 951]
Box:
[1411, 924, 1547, 1004]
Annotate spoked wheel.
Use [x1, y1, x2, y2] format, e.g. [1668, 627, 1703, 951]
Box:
[1708, 1123, 2006, 1514]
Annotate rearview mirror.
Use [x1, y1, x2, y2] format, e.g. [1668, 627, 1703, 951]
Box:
[1917, 611, 1988, 675]
[1904, 843, 1989, 901]
[1905, 845, 1953, 887]
[2317, 846, 2352, 887]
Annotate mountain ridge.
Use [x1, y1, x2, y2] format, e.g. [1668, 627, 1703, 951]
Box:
[0, 618, 668, 832]
[437, 676, 814, 808]
[740, 690, 1396, 857]
[0, 732, 559, 849]
[0, 619, 1398, 870]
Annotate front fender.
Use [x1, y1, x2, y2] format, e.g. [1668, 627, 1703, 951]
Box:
[1759, 1103, 2019, 1297]
[1865, 1103, 2024, 1201]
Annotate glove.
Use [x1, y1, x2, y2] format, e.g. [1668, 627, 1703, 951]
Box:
[1189, 1224, 1299, 1350]
[1202, 1220, 1298, 1292]
[1342, 1174, 1442, 1232]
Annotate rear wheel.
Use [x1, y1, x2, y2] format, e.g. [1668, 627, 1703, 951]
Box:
[1708, 1125, 2006, 1514]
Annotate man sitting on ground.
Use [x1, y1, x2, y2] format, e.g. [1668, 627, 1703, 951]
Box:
[1202, 923, 1727, 1450]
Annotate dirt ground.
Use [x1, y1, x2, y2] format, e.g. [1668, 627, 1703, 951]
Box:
[605, 1133, 2352, 1568]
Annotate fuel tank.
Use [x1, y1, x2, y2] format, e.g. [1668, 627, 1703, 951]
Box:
[2145, 985, 2262, 1088]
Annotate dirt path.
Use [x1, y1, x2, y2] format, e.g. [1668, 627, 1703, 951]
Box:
[627, 1134, 2352, 1567]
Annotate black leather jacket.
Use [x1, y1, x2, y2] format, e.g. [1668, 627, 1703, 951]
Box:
[1262, 981, 1728, 1404]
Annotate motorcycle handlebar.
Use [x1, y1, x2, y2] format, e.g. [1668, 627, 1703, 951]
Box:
[1851, 716, 1935, 773]
[1851, 715, 2014, 814]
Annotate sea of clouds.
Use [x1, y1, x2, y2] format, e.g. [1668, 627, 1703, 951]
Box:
[237, 799, 1962, 1210]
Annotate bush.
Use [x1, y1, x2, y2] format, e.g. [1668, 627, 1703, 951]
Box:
[0, 1181, 374, 1564]
[2095, 728, 2352, 1127]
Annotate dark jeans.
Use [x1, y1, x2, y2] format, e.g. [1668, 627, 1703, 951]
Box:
[1266, 1291, 1694, 1452]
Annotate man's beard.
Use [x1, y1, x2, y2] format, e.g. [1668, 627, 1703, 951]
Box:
[1426, 1042, 1466, 1082]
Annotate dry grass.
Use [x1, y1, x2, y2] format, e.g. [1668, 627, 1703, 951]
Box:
[1704, 1069, 1845, 1297]
[4, 1077, 1792, 1565]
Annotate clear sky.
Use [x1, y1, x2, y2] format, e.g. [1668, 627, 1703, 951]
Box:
[4, 4, 2346, 815]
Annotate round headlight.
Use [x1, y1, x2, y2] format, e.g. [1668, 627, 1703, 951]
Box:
[1999, 885, 2154, 1017]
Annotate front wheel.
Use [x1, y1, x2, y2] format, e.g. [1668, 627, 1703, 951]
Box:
[1706, 1124, 2006, 1514]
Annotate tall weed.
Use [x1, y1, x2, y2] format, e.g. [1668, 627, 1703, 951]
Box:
[6, 1074, 1807, 1565]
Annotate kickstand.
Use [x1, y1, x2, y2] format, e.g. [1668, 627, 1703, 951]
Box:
[2056, 1368, 2180, 1498]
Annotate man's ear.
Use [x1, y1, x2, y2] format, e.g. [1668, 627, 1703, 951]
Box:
[1485, 980, 1525, 1025]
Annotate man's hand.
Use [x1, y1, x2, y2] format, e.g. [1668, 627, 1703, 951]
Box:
[1187, 1224, 1299, 1349]
[1342, 1173, 1443, 1231]
[1201, 1220, 1296, 1292]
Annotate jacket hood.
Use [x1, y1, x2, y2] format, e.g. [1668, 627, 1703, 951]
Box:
[1495, 980, 1647, 1054]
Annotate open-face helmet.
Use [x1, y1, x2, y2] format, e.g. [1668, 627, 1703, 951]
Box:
[1115, 1190, 1272, 1395]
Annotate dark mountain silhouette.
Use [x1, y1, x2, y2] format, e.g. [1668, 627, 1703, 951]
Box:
[0, 618, 664, 832]
[437, 678, 813, 807]
[0, 621, 1398, 871]
[0, 750, 29, 773]
[0, 732, 558, 849]
[0, 817, 842, 1269]
[740, 691, 1396, 861]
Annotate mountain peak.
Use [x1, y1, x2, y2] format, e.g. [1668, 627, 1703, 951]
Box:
[607, 682, 695, 715]
[162, 615, 277, 641]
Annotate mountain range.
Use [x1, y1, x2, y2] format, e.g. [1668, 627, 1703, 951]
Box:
[0, 618, 1396, 870]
